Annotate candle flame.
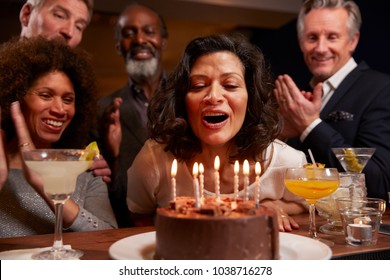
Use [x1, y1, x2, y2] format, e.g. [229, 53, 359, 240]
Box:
[199, 163, 204, 174]
[234, 160, 239, 174]
[193, 162, 199, 176]
[214, 156, 220, 171]
[171, 159, 177, 177]
[243, 159, 249, 175]
[255, 162, 261, 175]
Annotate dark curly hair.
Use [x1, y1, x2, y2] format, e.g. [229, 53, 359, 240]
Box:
[0, 36, 98, 148]
[148, 33, 281, 162]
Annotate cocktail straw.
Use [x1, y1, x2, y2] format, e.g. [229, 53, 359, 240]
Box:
[308, 149, 317, 168]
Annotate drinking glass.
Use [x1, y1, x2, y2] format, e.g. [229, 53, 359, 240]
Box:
[336, 197, 386, 246]
[332, 147, 375, 173]
[22, 149, 93, 260]
[284, 167, 339, 246]
[316, 172, 366, 235]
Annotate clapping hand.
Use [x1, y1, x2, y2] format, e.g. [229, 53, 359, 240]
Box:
[103, 97, 122, 158]
[274, 74, 322, 138]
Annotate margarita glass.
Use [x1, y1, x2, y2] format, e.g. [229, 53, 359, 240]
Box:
[284, 167, 339, 246]
[22, 149, 93, 260]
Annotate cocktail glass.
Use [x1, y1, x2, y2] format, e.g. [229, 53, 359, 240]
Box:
[284, 167, 339, 246]
[22, 149, 94, 260]
[331, 147, 375, 173]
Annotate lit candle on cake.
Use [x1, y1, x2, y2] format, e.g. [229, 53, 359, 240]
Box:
[214, 156, 220, 201]
[171, 159, 177, 201]
[192, 162, 201, 208]
[243, 159, 250, 202]
[234, 160, 239, 200]
[199, 163, 204, 200]
[255, 162, 261, 207]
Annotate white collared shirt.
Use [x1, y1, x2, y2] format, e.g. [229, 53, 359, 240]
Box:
[300, 58, 358, 142]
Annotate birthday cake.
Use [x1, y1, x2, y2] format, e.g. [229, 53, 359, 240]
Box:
[154, 196, 279, 260]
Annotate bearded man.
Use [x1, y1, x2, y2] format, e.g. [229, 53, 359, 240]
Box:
[95, 3, 168, 227]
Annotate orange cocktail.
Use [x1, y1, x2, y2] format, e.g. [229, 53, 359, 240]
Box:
[284, 178, 339, 204]
[284, 167, 339, 246]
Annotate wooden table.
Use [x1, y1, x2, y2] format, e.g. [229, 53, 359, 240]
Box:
[1, 210, 389, 260]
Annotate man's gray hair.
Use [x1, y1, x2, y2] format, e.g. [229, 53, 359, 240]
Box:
[297, 0, 361, 40]
[26, 0, 94, 23]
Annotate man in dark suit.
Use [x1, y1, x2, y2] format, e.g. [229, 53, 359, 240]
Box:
[95, 3, 168, 227]
[274, 0, 390, 203]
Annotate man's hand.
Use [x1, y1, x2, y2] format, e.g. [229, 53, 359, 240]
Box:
[90, 156, 112, 184]
[274, 74, 323, 137]
[278, 117, 301, 140]
[103, 97, 122, 158]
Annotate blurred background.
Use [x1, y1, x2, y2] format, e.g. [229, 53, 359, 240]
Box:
[1, 0, 389, 97]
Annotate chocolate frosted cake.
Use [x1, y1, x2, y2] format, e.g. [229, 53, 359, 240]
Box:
[154, 196, 279, 260]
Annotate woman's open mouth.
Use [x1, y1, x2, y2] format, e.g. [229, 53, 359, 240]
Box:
[202, 112, 228, 128]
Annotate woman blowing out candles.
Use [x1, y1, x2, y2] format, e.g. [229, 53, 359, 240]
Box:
[0, 37, 117, 237]
[126, 34, 308, 231]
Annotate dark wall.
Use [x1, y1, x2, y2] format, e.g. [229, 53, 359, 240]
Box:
[0, 2, 23, 43]
[251, 0, 390, 89]
[354, 0, 390, 74]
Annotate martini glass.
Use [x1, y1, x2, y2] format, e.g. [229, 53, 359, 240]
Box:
[284, 167, 339, 246]
[22, 149, 93, 260]
[331, 147, 375, 173]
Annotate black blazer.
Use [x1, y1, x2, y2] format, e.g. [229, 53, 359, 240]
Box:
[96, 84, 148, 227]
[288, 62, 390, 202]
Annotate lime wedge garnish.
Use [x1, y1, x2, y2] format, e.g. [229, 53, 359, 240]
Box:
[80, 141, 100, 160]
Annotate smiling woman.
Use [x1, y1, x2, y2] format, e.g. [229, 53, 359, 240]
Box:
[21, 71, 76, 147]
[126, 33, 308, 231]
[0, 37, 117, 238]
[0, 37, 96, 148]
